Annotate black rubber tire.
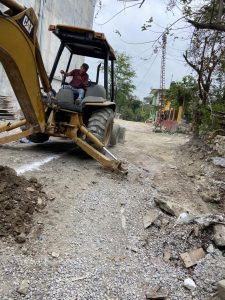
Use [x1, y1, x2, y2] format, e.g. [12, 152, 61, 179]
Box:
[87, 108, 114, 146]
[27, 133, 49, 143]
[110, 123, 120, 146]
[21, 124, 49, 143]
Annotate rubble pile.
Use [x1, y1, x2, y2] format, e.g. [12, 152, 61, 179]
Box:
[213, 135, 225, 156]
[0, 165, 47, 243]
[179, 137, 225, 212]
[150, 135, 225, 298]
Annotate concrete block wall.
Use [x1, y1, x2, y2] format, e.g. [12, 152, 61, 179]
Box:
[0, 0, 96, 106]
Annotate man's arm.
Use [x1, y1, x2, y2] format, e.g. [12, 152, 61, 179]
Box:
[60, 70, 74, 76]
[83, 74, 89, 90]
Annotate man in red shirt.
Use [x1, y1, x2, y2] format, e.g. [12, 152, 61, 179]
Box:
[60, 63, 89, 104]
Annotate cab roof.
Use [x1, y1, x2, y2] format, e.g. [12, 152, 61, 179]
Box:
[49, 25, 116, 61]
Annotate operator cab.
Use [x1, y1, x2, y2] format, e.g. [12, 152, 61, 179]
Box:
[48, 25, 116, 112]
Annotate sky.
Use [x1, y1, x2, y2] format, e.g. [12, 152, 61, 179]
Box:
[91, 0, 193, 100]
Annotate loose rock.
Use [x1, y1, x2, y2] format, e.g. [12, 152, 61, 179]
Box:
[146, 290, 168, 299]
[154, 196, 181, 216]
[143, 209, 160, 229]
[206, 244, 215, 253]
[183, 278, 196, 291]
[212, 157, 225, 168]
[27, 187, 35, 192]
[180, 248, 206, 268]
[15, 233, 26, 244]
[51, 251, 60, 258]
[17, 280, 29, 295]
[214, 224, 225, 247]
[217, 279, 225, 300]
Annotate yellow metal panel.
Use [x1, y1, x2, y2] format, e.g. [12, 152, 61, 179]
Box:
[51, 24, 95, 35]
[0, 10, 46, 131]
[0, 128, 33, 144]
[177, 106, 183, 124]
[75, 138, 121, 170]
[0, 119, 26, 133]
[80, 125, 104, 148]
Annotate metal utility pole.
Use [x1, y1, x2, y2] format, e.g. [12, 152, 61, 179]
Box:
[160, 33, 167, 108]
[156, 33, 167, 130]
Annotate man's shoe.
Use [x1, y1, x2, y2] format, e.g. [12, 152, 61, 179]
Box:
[75, 99, 81, 105]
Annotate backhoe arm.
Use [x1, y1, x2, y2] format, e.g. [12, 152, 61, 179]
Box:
[0, 0, 52, 131]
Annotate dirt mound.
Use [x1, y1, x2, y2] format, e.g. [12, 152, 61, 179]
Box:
[179, 139, 225, 212]
[0, 165, 47, 242]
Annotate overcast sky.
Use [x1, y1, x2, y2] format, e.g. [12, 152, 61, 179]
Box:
[91, 0, 192, 100]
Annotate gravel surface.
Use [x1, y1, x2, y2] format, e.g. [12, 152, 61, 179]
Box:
[0, 120, 225, 299]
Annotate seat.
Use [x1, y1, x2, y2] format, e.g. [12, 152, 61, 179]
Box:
[56, 88, 81, 112]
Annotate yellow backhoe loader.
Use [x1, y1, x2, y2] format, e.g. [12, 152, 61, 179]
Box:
[0, 0, 125, 172]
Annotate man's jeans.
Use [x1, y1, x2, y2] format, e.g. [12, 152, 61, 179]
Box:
[62, 85, 85, 100]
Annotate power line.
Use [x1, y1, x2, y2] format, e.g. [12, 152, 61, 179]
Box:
[118, 36, 156, 45]
[139, 0, 146, 8]
[136, 52, 159, 89]
[94, 2, 142, 26]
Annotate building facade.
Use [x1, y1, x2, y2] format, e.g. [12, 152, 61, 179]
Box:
[0, 0, 96, 111]
[145, 89, 163, 122]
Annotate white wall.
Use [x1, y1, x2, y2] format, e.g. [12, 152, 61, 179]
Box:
[0, 0, 96, 104]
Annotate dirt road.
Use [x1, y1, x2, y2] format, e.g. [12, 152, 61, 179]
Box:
[0, 120, 224, 299]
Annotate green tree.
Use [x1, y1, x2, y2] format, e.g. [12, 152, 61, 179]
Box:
[141, 0, 225, 136]
[114, 52, 136, 112]
[168, 75, 198, 122]
[181, 0, 225, 32]
[112, 52, 150, 121]
[181, 1, 225, 136]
